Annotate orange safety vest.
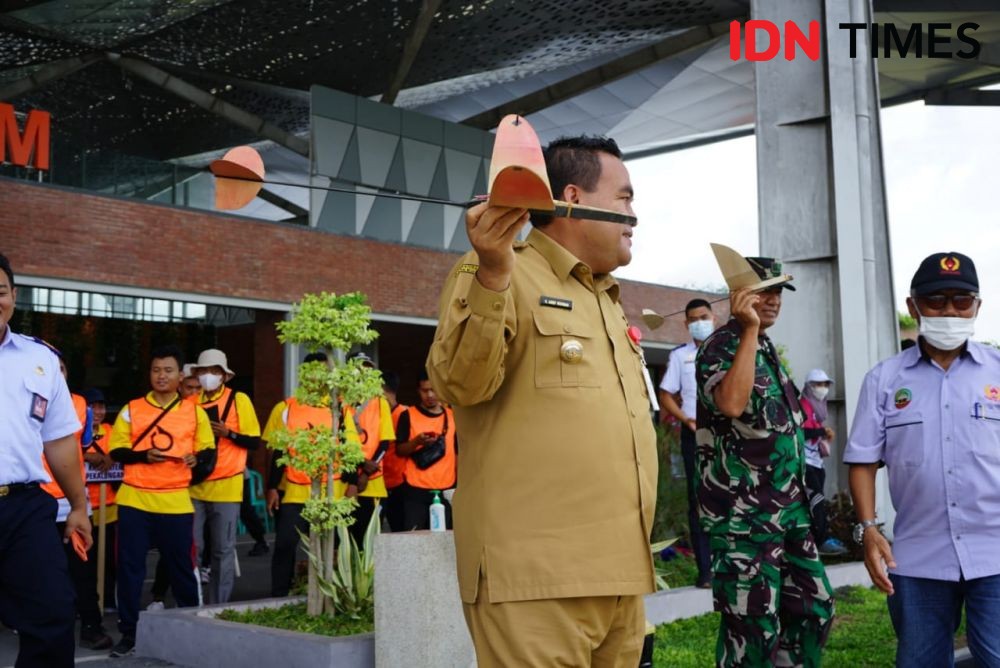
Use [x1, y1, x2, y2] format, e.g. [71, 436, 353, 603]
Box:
[200, 387, 245, 482]
[403, 405, 457, 491]
[344, 398, 387, 480]
[283, 397, 333, 485]
[40, 393, 87, 499]
[86, 423, 117, 508]
[382, 403, 408, 489]
[123, 397, 197, 491]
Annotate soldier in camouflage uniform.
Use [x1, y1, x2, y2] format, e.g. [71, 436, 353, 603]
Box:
[695, 256, 834, 667]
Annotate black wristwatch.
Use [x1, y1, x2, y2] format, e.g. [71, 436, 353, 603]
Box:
[852, 518, 881, 545]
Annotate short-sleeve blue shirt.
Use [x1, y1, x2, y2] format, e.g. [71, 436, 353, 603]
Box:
[844, 341, 1000, 581]
[0, 326, 81, 485]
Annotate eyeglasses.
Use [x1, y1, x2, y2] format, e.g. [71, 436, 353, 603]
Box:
[916, 293, 979, 311]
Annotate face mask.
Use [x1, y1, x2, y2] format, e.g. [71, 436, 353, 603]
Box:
[198, 373, 223, 392]
[811, 386, 829, 401]
[916, 306, 976, 351]
[688, 319, 714, 342]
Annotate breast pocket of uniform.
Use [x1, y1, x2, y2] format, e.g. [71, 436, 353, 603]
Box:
[23, 376, 51, 430]
[884, 411, 924, 468]
[532, 309, 600, 389]
[971, 404, 1000, 464]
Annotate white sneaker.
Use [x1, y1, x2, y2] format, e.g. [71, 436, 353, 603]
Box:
[146, 600, 165, 611]
[199, 566, 212, 584]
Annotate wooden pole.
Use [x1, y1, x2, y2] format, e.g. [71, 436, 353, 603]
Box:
[96, 483, 107, 613]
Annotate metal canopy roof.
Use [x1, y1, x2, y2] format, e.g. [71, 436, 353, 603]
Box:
[2, 0, 999, 167]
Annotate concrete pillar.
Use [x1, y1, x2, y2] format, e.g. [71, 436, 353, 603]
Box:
[374, 531, 475, 667]
[752, 0, 898, 532]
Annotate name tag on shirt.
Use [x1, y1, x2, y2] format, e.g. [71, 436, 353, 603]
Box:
[539, 296, 572, 310]
[30, 393, 48, 421]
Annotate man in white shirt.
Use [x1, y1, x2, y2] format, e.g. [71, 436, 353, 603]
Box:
[659, 298, 715, 588]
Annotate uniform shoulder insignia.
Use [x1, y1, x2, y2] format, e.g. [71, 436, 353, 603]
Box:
[28, 335, 64, 359]
[456, 263, 479, 275]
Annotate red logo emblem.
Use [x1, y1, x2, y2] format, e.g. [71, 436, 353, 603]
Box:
[940, 256, 961, 275]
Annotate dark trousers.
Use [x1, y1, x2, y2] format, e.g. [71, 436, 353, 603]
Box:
[151, 517, 209, 600]
[55, 520, 102, 630]
[384, 486, 405, 532]
[117, 506, 197, 636]
[0, 487, 75, 668]
[346, 496, 377, 547]
[270, 501, 307, 597]
[397, 482, 452, 531]
[805, 465, 829, 544]
[681, 426, 711, 585]
[240, 477, 267, 544]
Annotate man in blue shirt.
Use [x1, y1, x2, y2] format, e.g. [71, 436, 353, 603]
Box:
[846, 252, 1000, 668]
[0, 252, 92, 667]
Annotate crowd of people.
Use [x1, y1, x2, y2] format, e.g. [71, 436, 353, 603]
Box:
[3, 129, 999, 668]
[0, 250, 459, 664]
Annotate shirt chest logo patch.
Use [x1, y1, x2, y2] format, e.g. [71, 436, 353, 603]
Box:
[985, 385, 1000, 402]
[894, 388, 912, 410]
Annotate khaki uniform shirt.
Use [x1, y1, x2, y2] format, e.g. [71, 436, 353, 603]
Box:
[427, 228, 657, 604]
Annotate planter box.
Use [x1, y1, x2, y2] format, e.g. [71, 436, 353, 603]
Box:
[136, 596, 374, 668]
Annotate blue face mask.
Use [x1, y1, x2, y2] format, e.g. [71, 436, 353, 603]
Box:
[688, 319, 714, 342]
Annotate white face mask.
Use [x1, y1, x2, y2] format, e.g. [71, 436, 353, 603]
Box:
[198, 373, 223, 392]
[916, 306, 977, 351]
[688, 319, 714, 342]
[811, 386, 830, 401]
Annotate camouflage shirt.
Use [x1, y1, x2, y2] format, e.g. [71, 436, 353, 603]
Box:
[694, 318, 809, 536]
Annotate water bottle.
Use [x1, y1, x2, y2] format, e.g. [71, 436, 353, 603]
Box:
[429, 490, 446, 532]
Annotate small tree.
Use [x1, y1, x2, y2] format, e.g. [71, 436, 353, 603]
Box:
[270, 292, 383, 617]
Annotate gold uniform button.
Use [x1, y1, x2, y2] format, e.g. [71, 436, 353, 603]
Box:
[563, 325, 571, 333]
[491, 301, 503, 311]
[560, 340, 584, 364]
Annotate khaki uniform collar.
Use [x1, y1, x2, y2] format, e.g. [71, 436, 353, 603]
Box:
[526, 228, 620, 302]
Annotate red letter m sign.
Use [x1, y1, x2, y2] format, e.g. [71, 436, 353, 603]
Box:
[0, 102, 50, 170]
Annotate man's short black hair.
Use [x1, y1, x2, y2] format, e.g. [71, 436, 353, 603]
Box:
[0, 253, 14, 288]
[685, 298, 712, 317]
[381, 370, 400, 393]
[417, 369, 430, 384]
[532, 135, 623, 227]
[303, 352, 328, 364]
[150, 344, 184, 369]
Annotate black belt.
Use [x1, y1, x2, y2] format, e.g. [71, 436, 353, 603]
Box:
[0, 482, 40, 498]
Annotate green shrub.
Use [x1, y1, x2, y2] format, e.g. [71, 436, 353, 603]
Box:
[652, 423, 689, 545]
[217, 603, 373, 637]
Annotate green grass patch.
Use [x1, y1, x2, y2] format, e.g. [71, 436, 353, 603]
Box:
[655, 553, 700, 590]
[217, 603, 373, 637]
[653, 585, 967, 667]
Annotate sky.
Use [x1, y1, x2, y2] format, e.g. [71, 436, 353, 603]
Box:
[619, 99, 1000, 344]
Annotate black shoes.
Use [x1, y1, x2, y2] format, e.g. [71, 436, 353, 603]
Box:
[80, 625, 113, 650]
[109, 634, 135, 657]
[248, 541, 269, 557]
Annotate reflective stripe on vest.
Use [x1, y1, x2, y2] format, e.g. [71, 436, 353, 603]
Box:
[86, 423, 117, 508]
[382, 403, 408, 489]
[41, 393, 87, 499]
[284, 397, 333, 486]
[403, 406, 457, 490]
[123, 397, 197, 491]
[200, 387, 244, 482]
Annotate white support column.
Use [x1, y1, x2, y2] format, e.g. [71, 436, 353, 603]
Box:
[752, 0, 899, 534]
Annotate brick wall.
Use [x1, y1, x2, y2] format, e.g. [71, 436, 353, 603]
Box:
[0, 178, 723, 343]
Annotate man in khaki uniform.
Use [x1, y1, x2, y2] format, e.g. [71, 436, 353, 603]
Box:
[427, 136, 658, 666]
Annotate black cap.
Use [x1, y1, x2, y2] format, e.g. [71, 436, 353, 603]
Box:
[910, 252, 978, 295]
[82, 388, 106, 405]
[745, 256, 796, 291]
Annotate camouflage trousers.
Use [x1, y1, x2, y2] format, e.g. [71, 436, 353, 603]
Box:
[710, 527, 835, 667]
